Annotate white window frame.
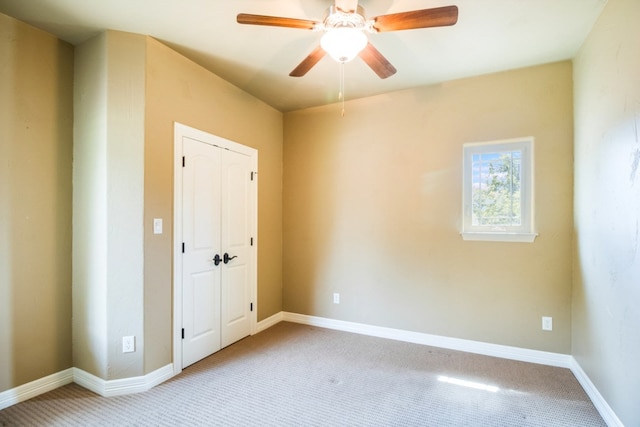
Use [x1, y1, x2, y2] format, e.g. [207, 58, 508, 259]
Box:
[461, 137, 537, 243]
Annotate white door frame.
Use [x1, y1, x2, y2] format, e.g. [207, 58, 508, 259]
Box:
[173, 122, 258, 375]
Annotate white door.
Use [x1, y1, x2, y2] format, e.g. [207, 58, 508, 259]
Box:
[220, 153, 253, 348]
[180, 133, 255, 369]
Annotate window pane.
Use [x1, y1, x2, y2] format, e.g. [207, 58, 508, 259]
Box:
[471, 150, 522, 227]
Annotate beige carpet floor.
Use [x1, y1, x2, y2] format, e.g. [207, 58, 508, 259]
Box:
[0, 322, 606, 426]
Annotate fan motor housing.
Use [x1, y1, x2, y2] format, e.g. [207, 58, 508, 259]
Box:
[324, 5, 366, 29]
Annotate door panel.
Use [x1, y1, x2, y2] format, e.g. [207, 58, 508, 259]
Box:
[221, 151, 252, 348]
[182, 137, 222, 368]
[191, 272, 218, 337]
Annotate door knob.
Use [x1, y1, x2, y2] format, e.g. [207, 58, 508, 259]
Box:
[212, 254, 222, 266]
[223, 253, 237, 264]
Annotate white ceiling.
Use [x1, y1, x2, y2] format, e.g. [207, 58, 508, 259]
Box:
[0, 0, 607, 112]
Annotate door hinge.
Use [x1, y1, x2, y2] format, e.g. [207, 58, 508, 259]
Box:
[251, 171, 257, 181]
[182, 156, 185, 167]
[181, 328, 185, 339]
[250, 303, 253, 312]
[250, 237, 254, 246]
[182, 242, 185, 253]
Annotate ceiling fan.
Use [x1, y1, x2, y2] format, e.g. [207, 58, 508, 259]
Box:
[237, 0, 458, 79]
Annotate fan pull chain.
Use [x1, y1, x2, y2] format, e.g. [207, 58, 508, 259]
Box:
[339, 62, 346, 117]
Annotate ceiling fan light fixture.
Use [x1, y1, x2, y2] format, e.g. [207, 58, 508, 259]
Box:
[321, 27, 367, 63]
[237, 4, 459, 79]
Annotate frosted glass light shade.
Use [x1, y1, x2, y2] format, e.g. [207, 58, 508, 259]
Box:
[321, 27, 368, 63]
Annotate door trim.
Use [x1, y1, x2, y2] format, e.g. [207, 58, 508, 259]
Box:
[173, 122, 258, 375]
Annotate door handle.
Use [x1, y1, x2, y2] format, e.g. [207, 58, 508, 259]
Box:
[212, 254, 222, 266]
[223, 253, 237, 264]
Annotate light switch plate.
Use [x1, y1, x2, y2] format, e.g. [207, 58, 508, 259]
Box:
[153, 218, 163, 234]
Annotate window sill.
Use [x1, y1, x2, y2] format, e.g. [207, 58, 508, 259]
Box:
[460, 232, 538, 243]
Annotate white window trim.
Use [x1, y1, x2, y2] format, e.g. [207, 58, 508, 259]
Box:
[460, 232, 538, 243]
[461, 137, 538, 243]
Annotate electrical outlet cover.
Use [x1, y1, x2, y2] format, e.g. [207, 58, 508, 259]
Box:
[123, 336, 135, 353]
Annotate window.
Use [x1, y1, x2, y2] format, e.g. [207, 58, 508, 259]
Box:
[461, 137, 537, 242]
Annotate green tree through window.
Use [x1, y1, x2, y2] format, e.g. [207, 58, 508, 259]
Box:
[471, 151, 522, 227]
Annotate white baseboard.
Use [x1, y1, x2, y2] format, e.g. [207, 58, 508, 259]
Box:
[282, 312, 572, 367]
[255, 311, 284, 334]
[569, 358, 624, 427]
[73, 363, 174, 397]
[0, 368, 74, 410]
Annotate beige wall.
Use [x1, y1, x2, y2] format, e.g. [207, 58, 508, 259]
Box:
[144, 37, 284, 371]
[72, 31, 109, 378]
[573, 0, 640, 424]
[284, 61, 574, 353]
[73, 31, 146, 380]
[0, 13, 74, 392]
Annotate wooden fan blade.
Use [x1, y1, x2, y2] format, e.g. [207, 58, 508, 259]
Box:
[358, 43, 397, 79]
[372, 5, 458, 32]
[290, 46, 326, 77]
[237, 13, 318, 30]
[335, 0, 358, 13]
